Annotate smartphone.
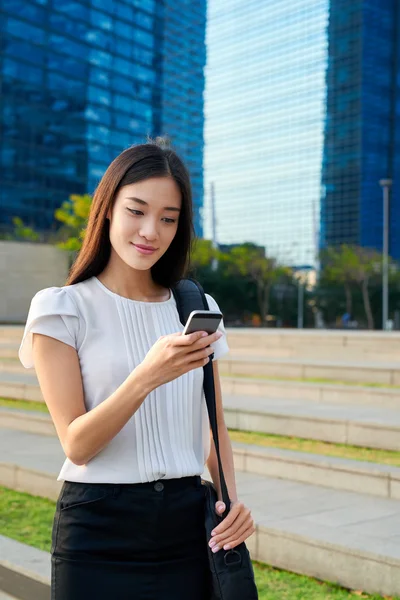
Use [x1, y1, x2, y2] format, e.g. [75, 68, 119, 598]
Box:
[182, 310, 223, 335]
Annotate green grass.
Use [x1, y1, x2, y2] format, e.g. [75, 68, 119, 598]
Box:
[220, 371, 400, 389]
[0, 486, 396, 599]
[0, 397, 49, 413]
[0, 486, 55, 552]
[229, 429, 400, 467]
[3, 397, 400, 468]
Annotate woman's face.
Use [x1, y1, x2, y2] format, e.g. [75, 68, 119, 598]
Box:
[108, 176, 181, 271]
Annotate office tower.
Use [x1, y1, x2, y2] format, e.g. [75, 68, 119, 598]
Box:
[0, 0, 206, 236]
[321, 0, 399, 258]
[204, 0, 400, 264]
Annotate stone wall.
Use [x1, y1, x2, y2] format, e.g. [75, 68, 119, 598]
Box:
[0, 241, 69, 323]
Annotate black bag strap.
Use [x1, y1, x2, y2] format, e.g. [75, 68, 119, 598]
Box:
[172, 278, 231, 519]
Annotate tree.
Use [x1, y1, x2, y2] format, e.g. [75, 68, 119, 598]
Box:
[11, 217, 40, 242]
[321, 244, 383, 329]
[222, 243, 289, 326]
[190, 238, 218, 270]
[320, 245, 355, 316]
[54, 193, 92, 251]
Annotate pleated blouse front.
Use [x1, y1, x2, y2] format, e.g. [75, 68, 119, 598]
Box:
[18, 276, 230, 484]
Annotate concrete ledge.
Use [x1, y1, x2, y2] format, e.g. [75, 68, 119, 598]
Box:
[221, 376, 400, 409]
[0, 410, 55, 436]
[2, 371, 400, 413]
[218, 356, 400, 385]
[0, 380, 43, 402]
[255, 522, 400, 598]
[0, 463, 61, 501]
[0, 362, 26, 375]
[3, 399, 400, 452]
[0, 536, 50, 600]
[225, 406, 400, 451]
[232, 443, 400, 499]
[2, 442, 399, 507]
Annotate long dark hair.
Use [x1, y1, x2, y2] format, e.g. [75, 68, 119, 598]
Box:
[66, 138, 195, 288]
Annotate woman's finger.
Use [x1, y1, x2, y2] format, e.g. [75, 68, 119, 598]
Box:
[222, 524, 256, 551]
[211, 502, 243, 536]
[209, 509, 250, 548]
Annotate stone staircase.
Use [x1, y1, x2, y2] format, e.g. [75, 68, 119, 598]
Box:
[2, 325, 400, 596]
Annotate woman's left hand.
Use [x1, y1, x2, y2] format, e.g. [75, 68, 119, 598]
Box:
[208, 500, 255, 552]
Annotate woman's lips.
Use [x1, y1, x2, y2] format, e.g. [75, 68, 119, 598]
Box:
[132, 243, 157, 255]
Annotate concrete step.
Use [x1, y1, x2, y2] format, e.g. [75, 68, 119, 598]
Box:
[3, 390, 400, 452]
[5, 343, 400, 385]
[0, 408, 55, 436]
[0, 591, 19, 600]
[222, 375, 400, 409]
[2, 414, 400, 501]
[0, 326, 24, 340]
[234, 441, 400, 499]
[5, 325, 400, 363]
[227, 328, 400, 363]
[1, 428, 400, 597]
[219, 355, 400, 385]
[0, 361, 26, 375]
[224, 394, 400, 451]
[0, 536, 49, 600]
[3, 366, 400, 415]
[0, 372, 43, 402]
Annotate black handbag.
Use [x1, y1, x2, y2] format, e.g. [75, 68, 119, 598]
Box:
[172, 278, 259, 600]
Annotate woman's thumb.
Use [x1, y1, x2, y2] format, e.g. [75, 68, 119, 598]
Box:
[215, 501, 225, 514]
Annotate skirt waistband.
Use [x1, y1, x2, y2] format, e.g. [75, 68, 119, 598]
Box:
[62, 475, 203, 495]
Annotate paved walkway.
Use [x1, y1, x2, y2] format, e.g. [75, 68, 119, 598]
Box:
[224, 393, 400, 426]
[2, 427, 400, 562]
[3, 367, 400, 427]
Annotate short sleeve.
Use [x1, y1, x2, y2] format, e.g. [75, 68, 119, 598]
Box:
[204, 293, 230, 361]
[18, 287, 80, 369]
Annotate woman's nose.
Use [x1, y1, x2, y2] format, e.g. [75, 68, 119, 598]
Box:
[139, 220, 158, 240]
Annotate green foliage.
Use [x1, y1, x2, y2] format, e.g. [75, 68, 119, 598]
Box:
[221, 243, 292, 325]
[54, 193, 91, 251]
[11, 217, 40, 242]
[191, 238, 218, 268]
[189, 242, 295, 326]
[319, 244, 396, 329]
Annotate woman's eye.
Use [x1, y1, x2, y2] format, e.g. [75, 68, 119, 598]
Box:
[127, 209, 175, 224]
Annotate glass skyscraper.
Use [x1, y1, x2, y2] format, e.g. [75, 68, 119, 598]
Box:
[321, 0, 400, 258]
[0, 0, 206, 236]
[204, 0, 400, 264]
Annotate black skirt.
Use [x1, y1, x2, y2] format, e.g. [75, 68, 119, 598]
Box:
[51, 475, 211, 600]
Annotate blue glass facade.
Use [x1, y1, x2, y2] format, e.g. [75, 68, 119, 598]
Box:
[321, 0, 400, 259]
[204, 0, 329, 267]
[205, 0, 400, 265]
[0, 0, 206, 236]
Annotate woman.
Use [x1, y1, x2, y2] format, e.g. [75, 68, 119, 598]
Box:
[19, 138, 255, 600]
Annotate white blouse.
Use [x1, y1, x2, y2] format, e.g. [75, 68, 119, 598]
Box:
[18, 276, 230, 484]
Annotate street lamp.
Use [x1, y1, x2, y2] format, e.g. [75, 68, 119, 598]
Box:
[379, 179, 392, 330]
[293, 266, 313, 329]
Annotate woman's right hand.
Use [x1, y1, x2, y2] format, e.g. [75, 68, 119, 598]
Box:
[138, 330, 223, 390]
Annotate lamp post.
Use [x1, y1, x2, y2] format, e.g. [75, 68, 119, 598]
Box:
[379, 179, 392, 330]
[293, 267, 312, 329]
[298, 278, 304, 329]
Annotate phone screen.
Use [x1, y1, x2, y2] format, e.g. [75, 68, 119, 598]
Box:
[183, 311, 222, 335]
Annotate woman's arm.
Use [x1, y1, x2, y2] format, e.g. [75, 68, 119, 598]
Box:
[206, 360, 238, 502]
[32, 333, 152, 466]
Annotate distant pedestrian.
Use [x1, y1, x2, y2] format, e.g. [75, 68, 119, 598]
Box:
[341, 312, 351, 328]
